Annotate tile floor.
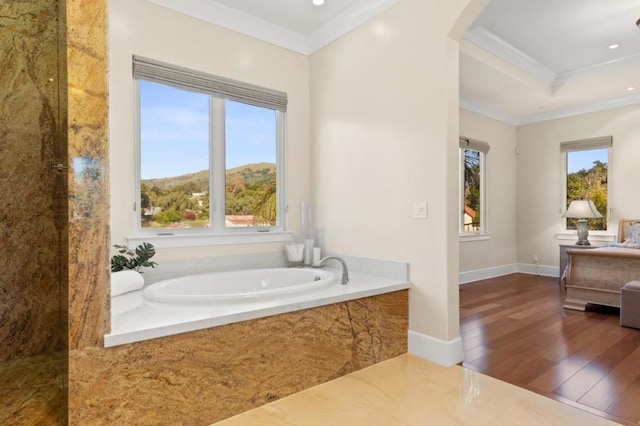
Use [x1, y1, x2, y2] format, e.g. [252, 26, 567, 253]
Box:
[215, 354, 621, 425]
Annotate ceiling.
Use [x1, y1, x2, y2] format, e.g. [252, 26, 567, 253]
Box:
[146, 0, 400, 54]
[211, 0, 361, 35]
[462, 0, 640, 124]
[147, 0, 640, 125]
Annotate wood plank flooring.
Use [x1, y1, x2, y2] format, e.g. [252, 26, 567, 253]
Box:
[460, 273, 640, 425]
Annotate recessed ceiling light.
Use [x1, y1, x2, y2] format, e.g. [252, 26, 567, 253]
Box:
[312, 0, 324, 5]
[628, 87, 636, 91]
[636, 18, 640, 28]
[608, 44, 619, 49]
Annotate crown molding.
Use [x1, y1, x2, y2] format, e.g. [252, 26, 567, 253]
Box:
[518, 92, 640, 125]
[145, 0, 400, 56]
[459, 96, 520, 125]
[464, 26, 640, 93]
[464, 26, 557, 86]
[554, 52, 640, 87]
[307, 0, 401, 54]
[146, 0, 309, 54]
[462, 92, 640, 126]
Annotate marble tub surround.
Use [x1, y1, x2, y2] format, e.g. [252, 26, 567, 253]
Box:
[216, 354, 620, 426]
[71, 290, 408, 425]
[107, 267, 410, 347]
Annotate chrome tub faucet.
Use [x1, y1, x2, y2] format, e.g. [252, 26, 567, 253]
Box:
[318, 256, 349, 285]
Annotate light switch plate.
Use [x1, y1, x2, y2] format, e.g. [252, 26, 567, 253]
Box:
[412, 202, 427, 219]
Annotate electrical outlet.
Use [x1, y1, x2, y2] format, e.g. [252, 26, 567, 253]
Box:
[532, 254, 539, 263]
[412, 202, 427, 219]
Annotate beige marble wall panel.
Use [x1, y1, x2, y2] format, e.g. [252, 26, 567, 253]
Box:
[65, 0, 110, 349]
[0, 351, 66, 424]
[57, 0, 70, 399]
[69, 291, 408, 425]
[0, 0, 63, 361]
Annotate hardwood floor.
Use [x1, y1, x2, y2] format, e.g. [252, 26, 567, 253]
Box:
[460, 273, 640, 425]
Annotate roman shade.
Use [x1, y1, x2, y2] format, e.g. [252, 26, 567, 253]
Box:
[132, 55, 288, 112]
[560, 136, 612, 152]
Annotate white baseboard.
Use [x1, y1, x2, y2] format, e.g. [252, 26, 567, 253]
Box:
[459, 263, 560, 284]
[459, 263, 517, 284]
[408, 330, 463, 367]
[516, 263, 559, 278]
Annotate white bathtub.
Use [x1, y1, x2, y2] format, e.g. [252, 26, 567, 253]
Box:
[143, 268, 336, 304]
[106, 256, 410, 347]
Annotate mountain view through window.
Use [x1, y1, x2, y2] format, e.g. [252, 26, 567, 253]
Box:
[139, 81, 277, 230]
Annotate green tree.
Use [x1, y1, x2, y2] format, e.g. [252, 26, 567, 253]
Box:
[566, 160, 607, 230]
[464, 149, 481, 229]
[140, 182, 150, 210]
[153, 209, 183, 224]
[253, 181, 277, 225]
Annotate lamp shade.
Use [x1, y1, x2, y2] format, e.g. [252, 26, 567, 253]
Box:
[562, 199, 603, 219]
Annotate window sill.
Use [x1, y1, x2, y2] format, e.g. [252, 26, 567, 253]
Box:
[459, 234, 491, 242]
[127, 231, 293, 249]
[555, 232, 616, 243]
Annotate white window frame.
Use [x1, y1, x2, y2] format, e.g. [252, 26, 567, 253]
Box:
[459, 137, 489, 239]
[128, 57, 290, 248]
[557, 136, 614, 243]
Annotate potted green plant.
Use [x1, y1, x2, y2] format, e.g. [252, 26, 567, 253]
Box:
[110, 242, 158, 273]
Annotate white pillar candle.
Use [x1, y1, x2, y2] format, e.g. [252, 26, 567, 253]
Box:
[312, 247, 321, 266]
[304, 239, 314, 265]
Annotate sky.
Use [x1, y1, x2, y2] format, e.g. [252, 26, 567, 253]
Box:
[140, 81, 276, 180]
[567, 148, 608, 174]
[140, 80, 606, 180]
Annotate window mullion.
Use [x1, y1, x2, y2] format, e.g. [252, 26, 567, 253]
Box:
[276, 111, 286, 229]
[211, 97, 226, 230]
[134, 80, 142, 233]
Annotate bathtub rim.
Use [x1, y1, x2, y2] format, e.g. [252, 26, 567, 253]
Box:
[105, 268, 410, 348]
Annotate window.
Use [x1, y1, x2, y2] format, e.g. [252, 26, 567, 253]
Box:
[133, 56, 286, 235]
[459, 137, 489, 235]
[561, 136, 611, 232]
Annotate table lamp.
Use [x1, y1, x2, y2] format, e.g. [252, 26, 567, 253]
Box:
[562, 199, 603, 246]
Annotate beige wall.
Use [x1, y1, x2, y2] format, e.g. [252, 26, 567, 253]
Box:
[459, 109, 517, 272]
[516, 103, 640, 267]
[109, 0, 488, 354]
[108, 0, 310, 261]
[310, 0, 477, 342]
